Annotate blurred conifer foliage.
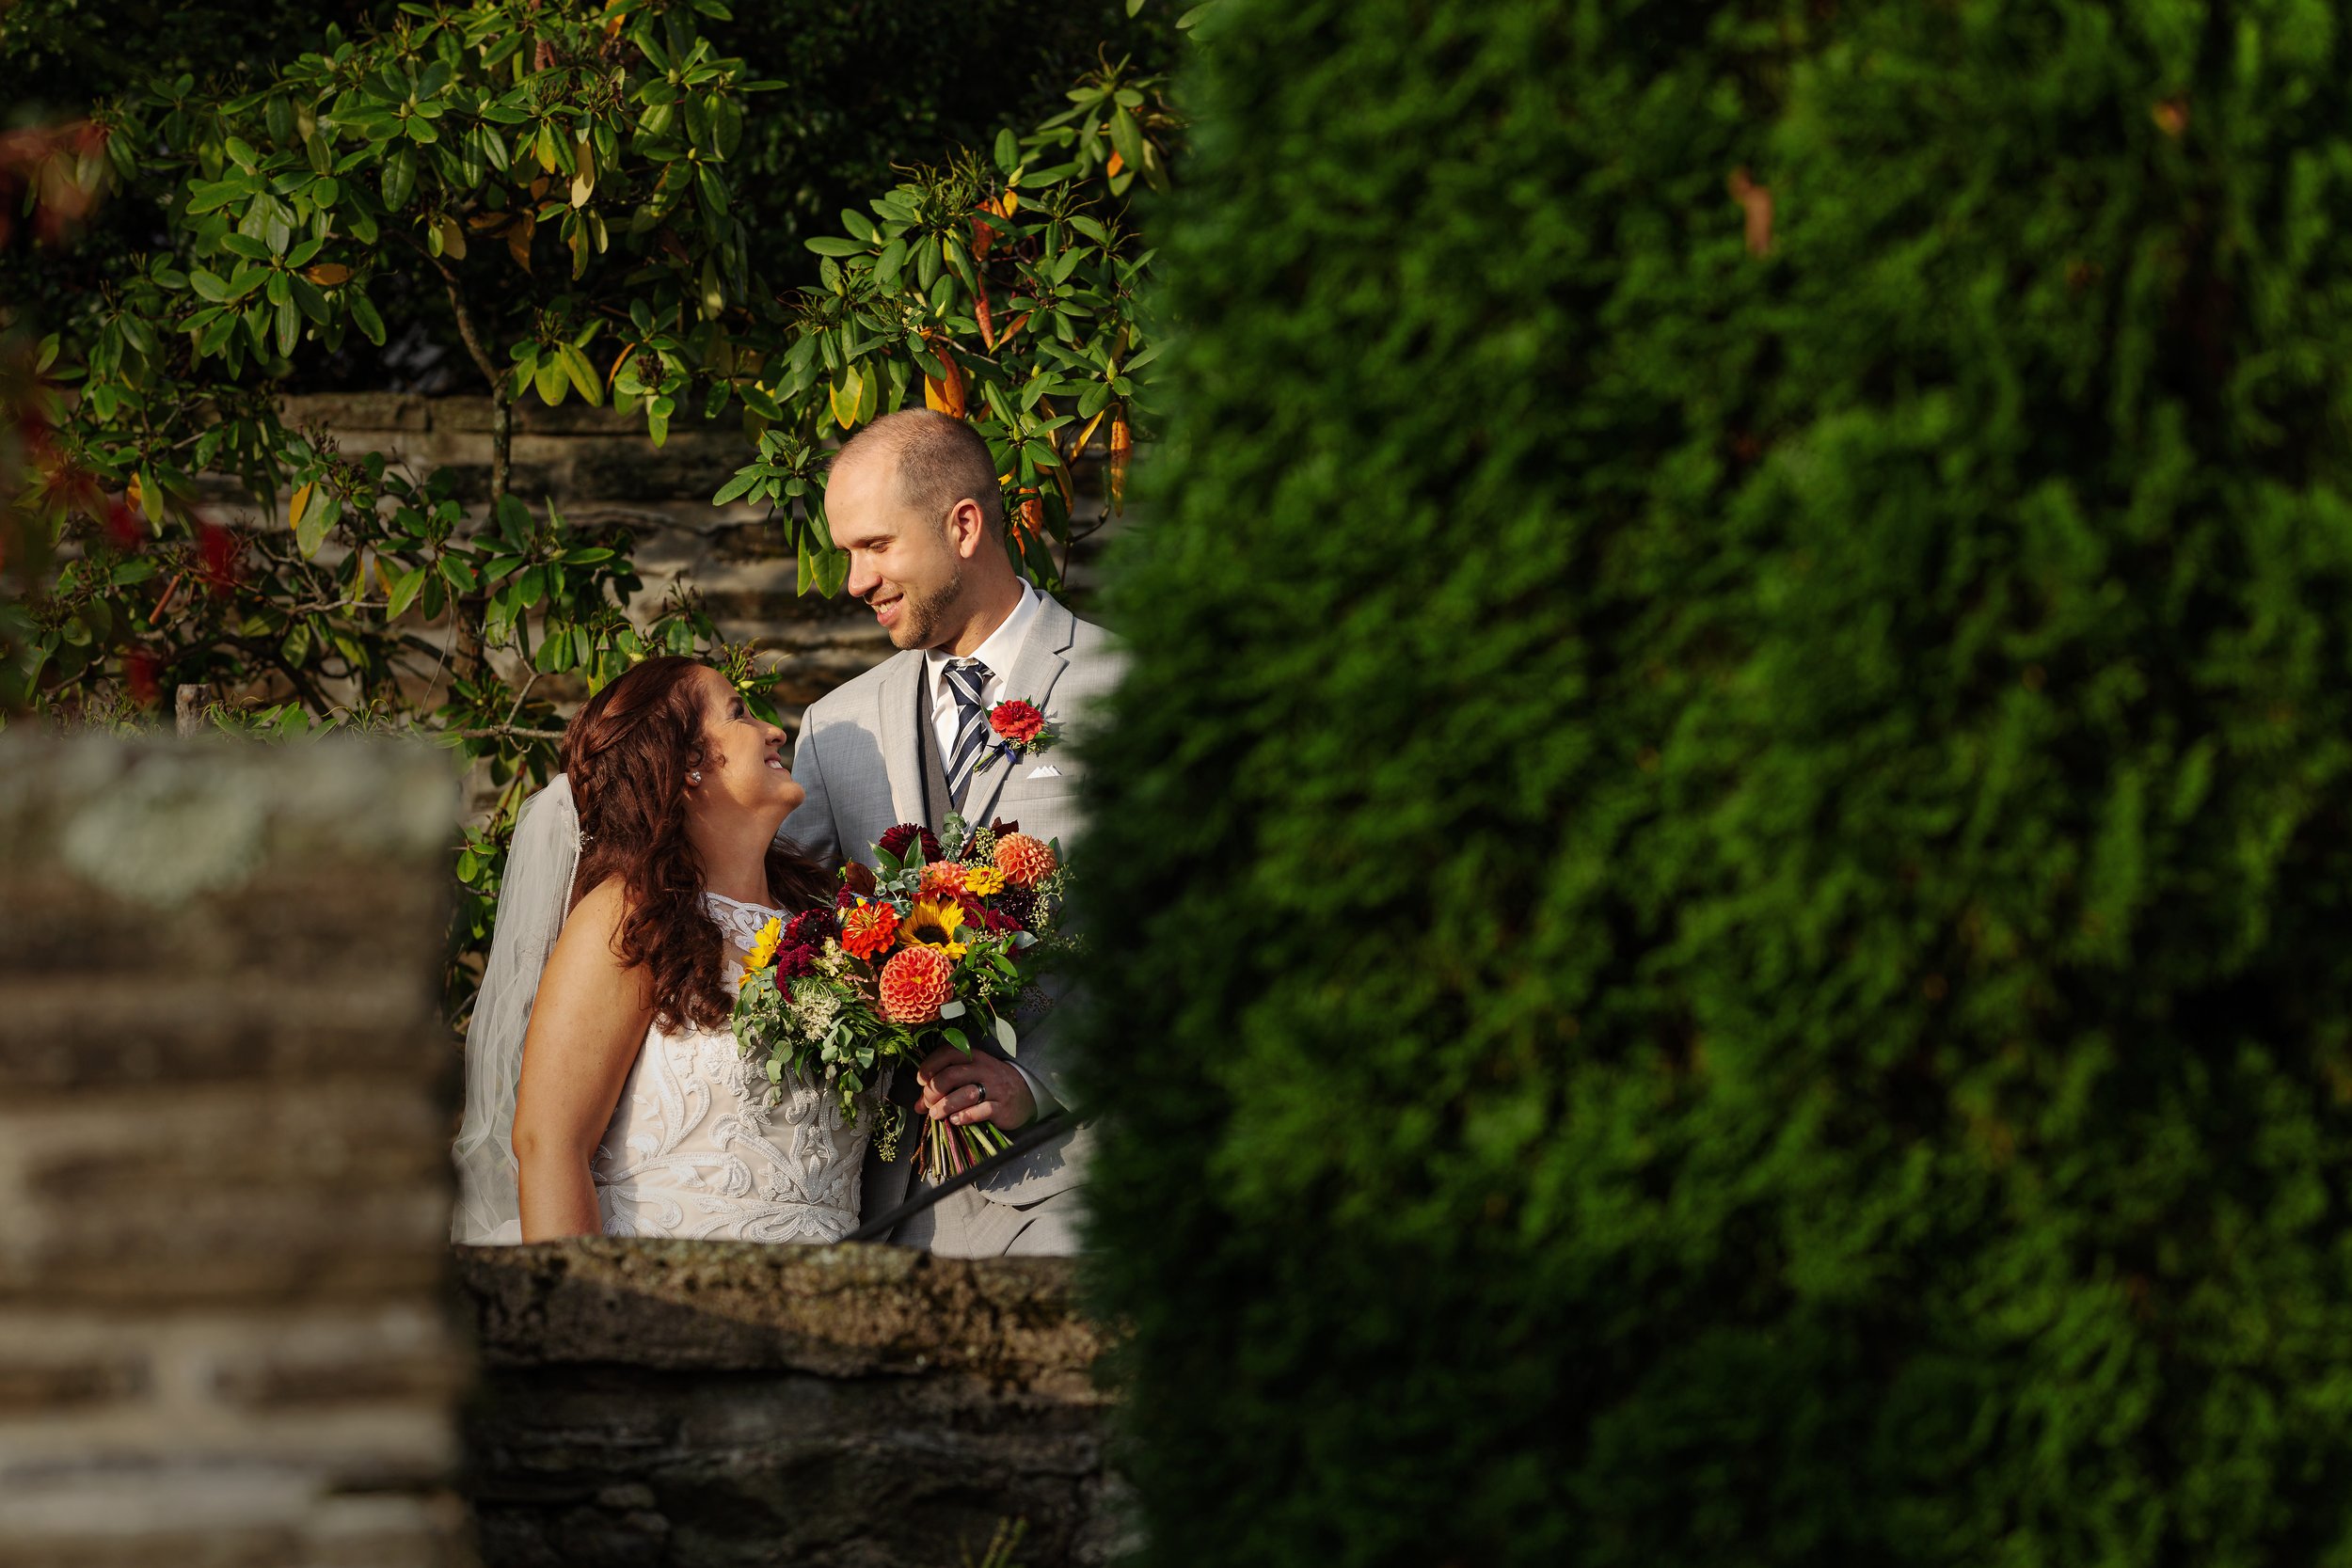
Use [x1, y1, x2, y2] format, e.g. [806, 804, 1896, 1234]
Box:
[1075, 2, 2352, 1563]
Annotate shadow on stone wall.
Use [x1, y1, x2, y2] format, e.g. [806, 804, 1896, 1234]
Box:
[456, 1241, 1126, 1568]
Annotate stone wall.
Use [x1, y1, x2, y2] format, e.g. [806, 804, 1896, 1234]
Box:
[455, 1241, 1123, 1568]
[273, 393, 1120, 723]
[0, 736, 469, 1567]
[1, 742, 1125, 1568]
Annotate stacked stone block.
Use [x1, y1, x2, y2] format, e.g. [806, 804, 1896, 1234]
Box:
[0, 737, 470, 1567]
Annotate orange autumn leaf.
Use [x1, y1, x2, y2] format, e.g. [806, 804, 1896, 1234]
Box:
[1106, 150, 1125, 178]
[1110, 418, 1132, 512]
[976, 289, 995, 351]
[923, 344, 967, 419]
[304, 262, 353, 286]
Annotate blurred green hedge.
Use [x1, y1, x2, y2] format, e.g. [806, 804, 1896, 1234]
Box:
[1076, 1, 2352, 1563]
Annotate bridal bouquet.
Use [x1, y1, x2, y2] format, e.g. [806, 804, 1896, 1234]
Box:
[732, 816, 1067, 1180]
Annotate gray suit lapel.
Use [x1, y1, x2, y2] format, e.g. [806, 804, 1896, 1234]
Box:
[876, 651, 926, 829]
[963, 595, 1076, 827]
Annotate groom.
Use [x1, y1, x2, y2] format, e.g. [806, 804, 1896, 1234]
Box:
[779, 408, 1120, 1257]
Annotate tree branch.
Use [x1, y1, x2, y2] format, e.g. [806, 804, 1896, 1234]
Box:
[406, 232, 512, 505]
[455, 724, 565, 741]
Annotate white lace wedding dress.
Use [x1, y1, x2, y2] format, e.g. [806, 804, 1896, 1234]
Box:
[589, 892, 871, 1243]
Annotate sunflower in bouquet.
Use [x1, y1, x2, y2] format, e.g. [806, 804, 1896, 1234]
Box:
[732, 815, 1069, 1180]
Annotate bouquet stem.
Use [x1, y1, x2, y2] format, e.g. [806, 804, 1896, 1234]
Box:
[916, 1116, 1017, 1181]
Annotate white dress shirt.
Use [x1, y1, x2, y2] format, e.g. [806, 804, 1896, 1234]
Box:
[922, 582, 1056, 1113]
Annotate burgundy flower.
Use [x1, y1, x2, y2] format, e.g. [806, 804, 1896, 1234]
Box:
[980, 906, 1026, 934]
[784, 908, 837, 948]
[877, 822, 943, 863]
[988, 817, 1020, 839]
[773, 942, 819, 981]
[993, 883, 1040, 928]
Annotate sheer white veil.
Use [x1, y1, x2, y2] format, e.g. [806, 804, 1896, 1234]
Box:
[451, 774, 582, 1244]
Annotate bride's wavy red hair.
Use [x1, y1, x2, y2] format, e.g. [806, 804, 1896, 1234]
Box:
[560, 655, 830, 1033]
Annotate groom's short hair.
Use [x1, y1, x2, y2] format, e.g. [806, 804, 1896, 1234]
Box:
[834, 409, 1005, 534]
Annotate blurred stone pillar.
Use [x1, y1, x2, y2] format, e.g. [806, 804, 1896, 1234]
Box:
[0, 738, 471, 1567]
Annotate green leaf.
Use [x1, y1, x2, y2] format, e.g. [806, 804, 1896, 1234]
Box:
[556, 342, 602, 405]
[350, 290, 386, 346]
[1110, 106, 1146, 171]
[381, 148, 415, 209]
[291, 276, 331, 325]
[387, 562, 427, 617]
[805, 236, 866, 258]
[294, 490, 337, 557]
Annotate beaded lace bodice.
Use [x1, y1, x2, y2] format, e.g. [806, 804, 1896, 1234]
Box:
[591, 892, 867, 1243]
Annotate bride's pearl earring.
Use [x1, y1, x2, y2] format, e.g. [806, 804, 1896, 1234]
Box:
[688, 769, 702, 784]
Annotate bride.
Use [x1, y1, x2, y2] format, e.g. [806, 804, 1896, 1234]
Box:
[449, 655, 870, 1243]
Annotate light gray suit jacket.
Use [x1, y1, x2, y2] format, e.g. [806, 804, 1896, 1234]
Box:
[780, 594, 1121, 1222]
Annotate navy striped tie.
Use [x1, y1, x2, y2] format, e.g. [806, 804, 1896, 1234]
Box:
[943, 657, 993, 808]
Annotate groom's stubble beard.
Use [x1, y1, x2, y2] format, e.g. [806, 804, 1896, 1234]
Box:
[893, 551, 965, 652]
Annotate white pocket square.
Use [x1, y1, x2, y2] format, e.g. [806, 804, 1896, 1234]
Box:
[1025, 763, 1063, 780]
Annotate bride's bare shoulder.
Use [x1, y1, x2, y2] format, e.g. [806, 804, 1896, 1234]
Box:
[552, 875, 630, 964]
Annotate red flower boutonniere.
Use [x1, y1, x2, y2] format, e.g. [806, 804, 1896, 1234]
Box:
[972, 698, 1059, 773]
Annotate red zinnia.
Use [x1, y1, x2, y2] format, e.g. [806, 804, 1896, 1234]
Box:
[841, 901, 898, 960]
[990, 700, 1045, 745]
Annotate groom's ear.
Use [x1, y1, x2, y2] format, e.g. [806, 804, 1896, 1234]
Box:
[946, 495, 994, 559]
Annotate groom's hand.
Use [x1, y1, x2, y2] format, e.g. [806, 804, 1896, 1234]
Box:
[914, 1046, 1035, 1132]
